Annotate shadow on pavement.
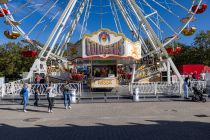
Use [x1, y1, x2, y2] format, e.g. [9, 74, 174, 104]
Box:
[0, 120, 210, 140]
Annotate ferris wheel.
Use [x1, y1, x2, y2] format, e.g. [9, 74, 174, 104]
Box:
[0, 0, 207, 80]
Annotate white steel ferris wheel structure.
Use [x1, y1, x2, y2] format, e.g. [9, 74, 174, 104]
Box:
[0, 0, 205, 82]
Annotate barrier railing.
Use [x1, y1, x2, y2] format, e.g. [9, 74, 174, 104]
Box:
[130, 81, 208, 96]
[130, 82, 182, 96]
[0, 83, 82, 98]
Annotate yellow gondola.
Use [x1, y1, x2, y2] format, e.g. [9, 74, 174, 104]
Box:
[0, 0, 8, 4]
[181, 27, 197, 36]
[4, 31, 21, 39]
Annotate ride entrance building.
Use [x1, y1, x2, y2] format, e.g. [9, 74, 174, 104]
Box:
[67, 29, 141, 89]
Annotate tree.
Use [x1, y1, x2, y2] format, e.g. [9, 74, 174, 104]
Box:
[0, 42, 36, 81]
[172, 30, 210, 66]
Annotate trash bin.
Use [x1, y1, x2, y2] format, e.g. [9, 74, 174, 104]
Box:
[133, 88, 139, 102]
[70, 89, 77, 103]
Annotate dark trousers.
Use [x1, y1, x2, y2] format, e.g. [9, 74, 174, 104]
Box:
[47, 97, 54, 110]
[34, 93, 39, 106]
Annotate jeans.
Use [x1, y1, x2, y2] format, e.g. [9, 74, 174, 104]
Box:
[64, 92, 71, 107]
[184, 81, 189, 98]
[23, 95, 28, 110]
[47, 97, 54, 110]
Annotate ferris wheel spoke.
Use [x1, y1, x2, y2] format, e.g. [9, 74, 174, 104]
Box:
[112, 1, 122, 32]
[27, 0, 59, 36]
[152, 0, 180, 18]
[80, 0, 92, 38]
[170, 0, 193, 13]
[10, 0, 33, 15]
[114, 0, 150, 54]
[54, 33, 67, 55]
[110, 0, 122, 33]
[60, 0, 88, 46]
[19, 0, 51, 22]
[35, 10, 61, 40]
[142, 0, 178, 38]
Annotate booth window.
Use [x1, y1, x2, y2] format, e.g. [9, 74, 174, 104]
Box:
[92, 65, 116, 77]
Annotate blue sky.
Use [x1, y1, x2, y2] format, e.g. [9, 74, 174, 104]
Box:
[0, 0, 209, 46]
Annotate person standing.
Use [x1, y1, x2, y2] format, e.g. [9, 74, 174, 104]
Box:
[63, 81, 72, 109]
[21, 83, 29, 112]
[184, 76, 190, 99]
[46, 82, 55, 113]
[34, 88, 39, 106]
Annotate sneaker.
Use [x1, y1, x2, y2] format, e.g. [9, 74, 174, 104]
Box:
[24, 110, 27, 113]
[50, 110, 53, 113]
[65, 106, 68, 109]
[48, 109, 50, 113]
[68, 106, 72, 109]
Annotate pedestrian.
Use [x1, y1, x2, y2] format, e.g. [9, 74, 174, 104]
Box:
[46, 82, 55, 113]
[192, 72, 197, 80]
[184, 76, 190, 99]
[63, 81, 72, 109]
[21, 83, 29, 112]
[34, 88, 39, 106]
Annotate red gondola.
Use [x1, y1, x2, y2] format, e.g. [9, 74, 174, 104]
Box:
[21, 50, 37, 57]
[191, 3, 207, 14]
[166, 46, 181, 55]
[0, 8, 8, 17]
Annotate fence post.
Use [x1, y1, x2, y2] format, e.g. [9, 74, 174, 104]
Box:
[130, 83, 133, 95]
[179, 81, 183, 96]
[154, 83, 157, 98]
[1, 84, 5, 98]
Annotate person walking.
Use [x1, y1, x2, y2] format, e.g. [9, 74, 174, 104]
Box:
[63, 81, 72, 109]
[34, 88, 39, 106]
[21, 83, 29, 112]
[46, 82, 55, 113]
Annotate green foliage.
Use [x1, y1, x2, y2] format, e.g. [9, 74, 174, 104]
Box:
[0, 42, 36, 80]
[172, 30, 210, 67]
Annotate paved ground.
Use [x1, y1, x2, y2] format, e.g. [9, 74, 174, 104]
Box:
[0, 101, 210, 140]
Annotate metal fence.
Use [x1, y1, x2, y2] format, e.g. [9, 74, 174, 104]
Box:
[130, 82, 182, 96]
[0, 82, 82, 98]
[130, 81, 208, 96]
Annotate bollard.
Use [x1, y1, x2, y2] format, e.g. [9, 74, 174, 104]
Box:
[133, 88, 139, 102]
[70, 89, 77, 103]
